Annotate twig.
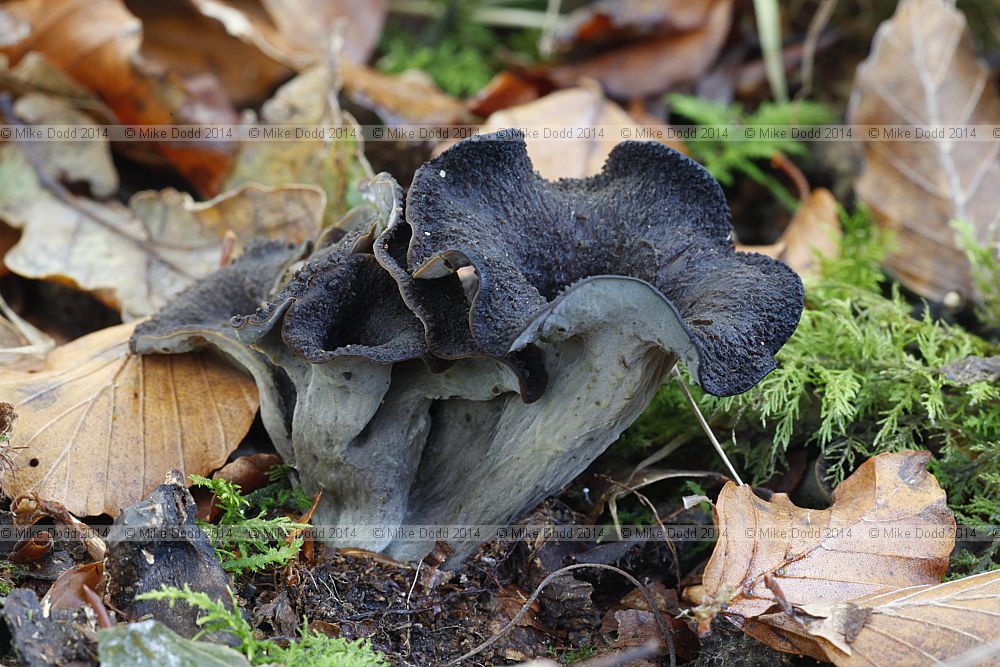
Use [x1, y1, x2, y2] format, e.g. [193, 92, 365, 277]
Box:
[389, 0, 565, 30]
[797, 0, 839, 101]
[770, 152, 810, 203]
[671, 366, 744, 485]
[605, 479, 682, 588]
[83, 585, 115, 628]
[443, 563, 676, 667]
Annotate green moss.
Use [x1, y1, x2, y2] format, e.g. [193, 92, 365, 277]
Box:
[190, 475, 309, 574]
[375, 1, 542, 98]
[139, 585, 388, 666]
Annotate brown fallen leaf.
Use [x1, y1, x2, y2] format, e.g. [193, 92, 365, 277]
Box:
[737, 188, 841, 278]
[452, 85, 683, 180]
[600, 582, 699, 660]
[132, 0, 293, 107]
[340, 61, 465, 126]
[0, 131, 323, 318]
[542, 0, 733, 99]
[1, 0, 236, 196]
[552, 0, 721, 55]
[848, 0, 1000, 302]
[0, 322, 258, 517]
[191, 0, 387, 68]
[225, 64, 372, 226]
[466, 71, 545, 118]
[794, 570, 1000, 666]
[42, 561, 104, 612]
[700, 451, 955, 659]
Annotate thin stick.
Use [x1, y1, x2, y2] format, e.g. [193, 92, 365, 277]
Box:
[671, 367, 744, 485]
[797, 0, 839, 101]
[443, 563, 676, 667]
[389, 0, 561, 30]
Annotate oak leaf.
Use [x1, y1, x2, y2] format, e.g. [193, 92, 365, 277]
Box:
[0, 136, 323, 319]
[848, 0, 1000, 302]
[701, 451, 955, 659]
[0, 322, 258, 517]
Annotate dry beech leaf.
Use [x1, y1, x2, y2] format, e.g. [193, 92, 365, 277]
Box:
[796, 570, 1000, 665]
[848, 0, 1000, 302]
[543, 0, 733, 98]
[701, 451, 955, 659]
[449, 85, 684, 180]
[1, 0, 236, 196]
[737, 188, 841, 278]
[0, 137, 324, 319]
[225, 64, 372, 226]
[191, 0, 387, 68]
[0, 322, 258, 517]
[340, 61, 465, 126]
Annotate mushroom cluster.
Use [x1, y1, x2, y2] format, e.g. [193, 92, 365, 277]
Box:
[132, 132, 804, 562]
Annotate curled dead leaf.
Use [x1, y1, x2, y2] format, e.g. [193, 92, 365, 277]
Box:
[0, 322, 258, 517]
[701, 451, 955, 659]
[848, 0, 1000, 302]
[42, 561, 104, 612]
[0, 292, 54, 371]
[132, 0, 293, 108]
[340, 61, 465, 127]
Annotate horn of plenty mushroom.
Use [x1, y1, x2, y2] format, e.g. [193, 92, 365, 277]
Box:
[131, 132, 804, 563]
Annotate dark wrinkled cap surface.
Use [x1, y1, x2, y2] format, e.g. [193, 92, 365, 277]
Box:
[401, 131, 804, 396]
[236, 232, 429, 366]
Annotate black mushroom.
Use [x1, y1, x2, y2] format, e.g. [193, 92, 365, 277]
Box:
[131, 133, 804, 563]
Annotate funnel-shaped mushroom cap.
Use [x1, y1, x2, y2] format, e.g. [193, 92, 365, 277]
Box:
[398, 132, 803, 396]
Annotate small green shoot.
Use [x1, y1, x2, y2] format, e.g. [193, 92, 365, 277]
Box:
[667, 94, 836, 210]
[191, 475, 308, 574]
